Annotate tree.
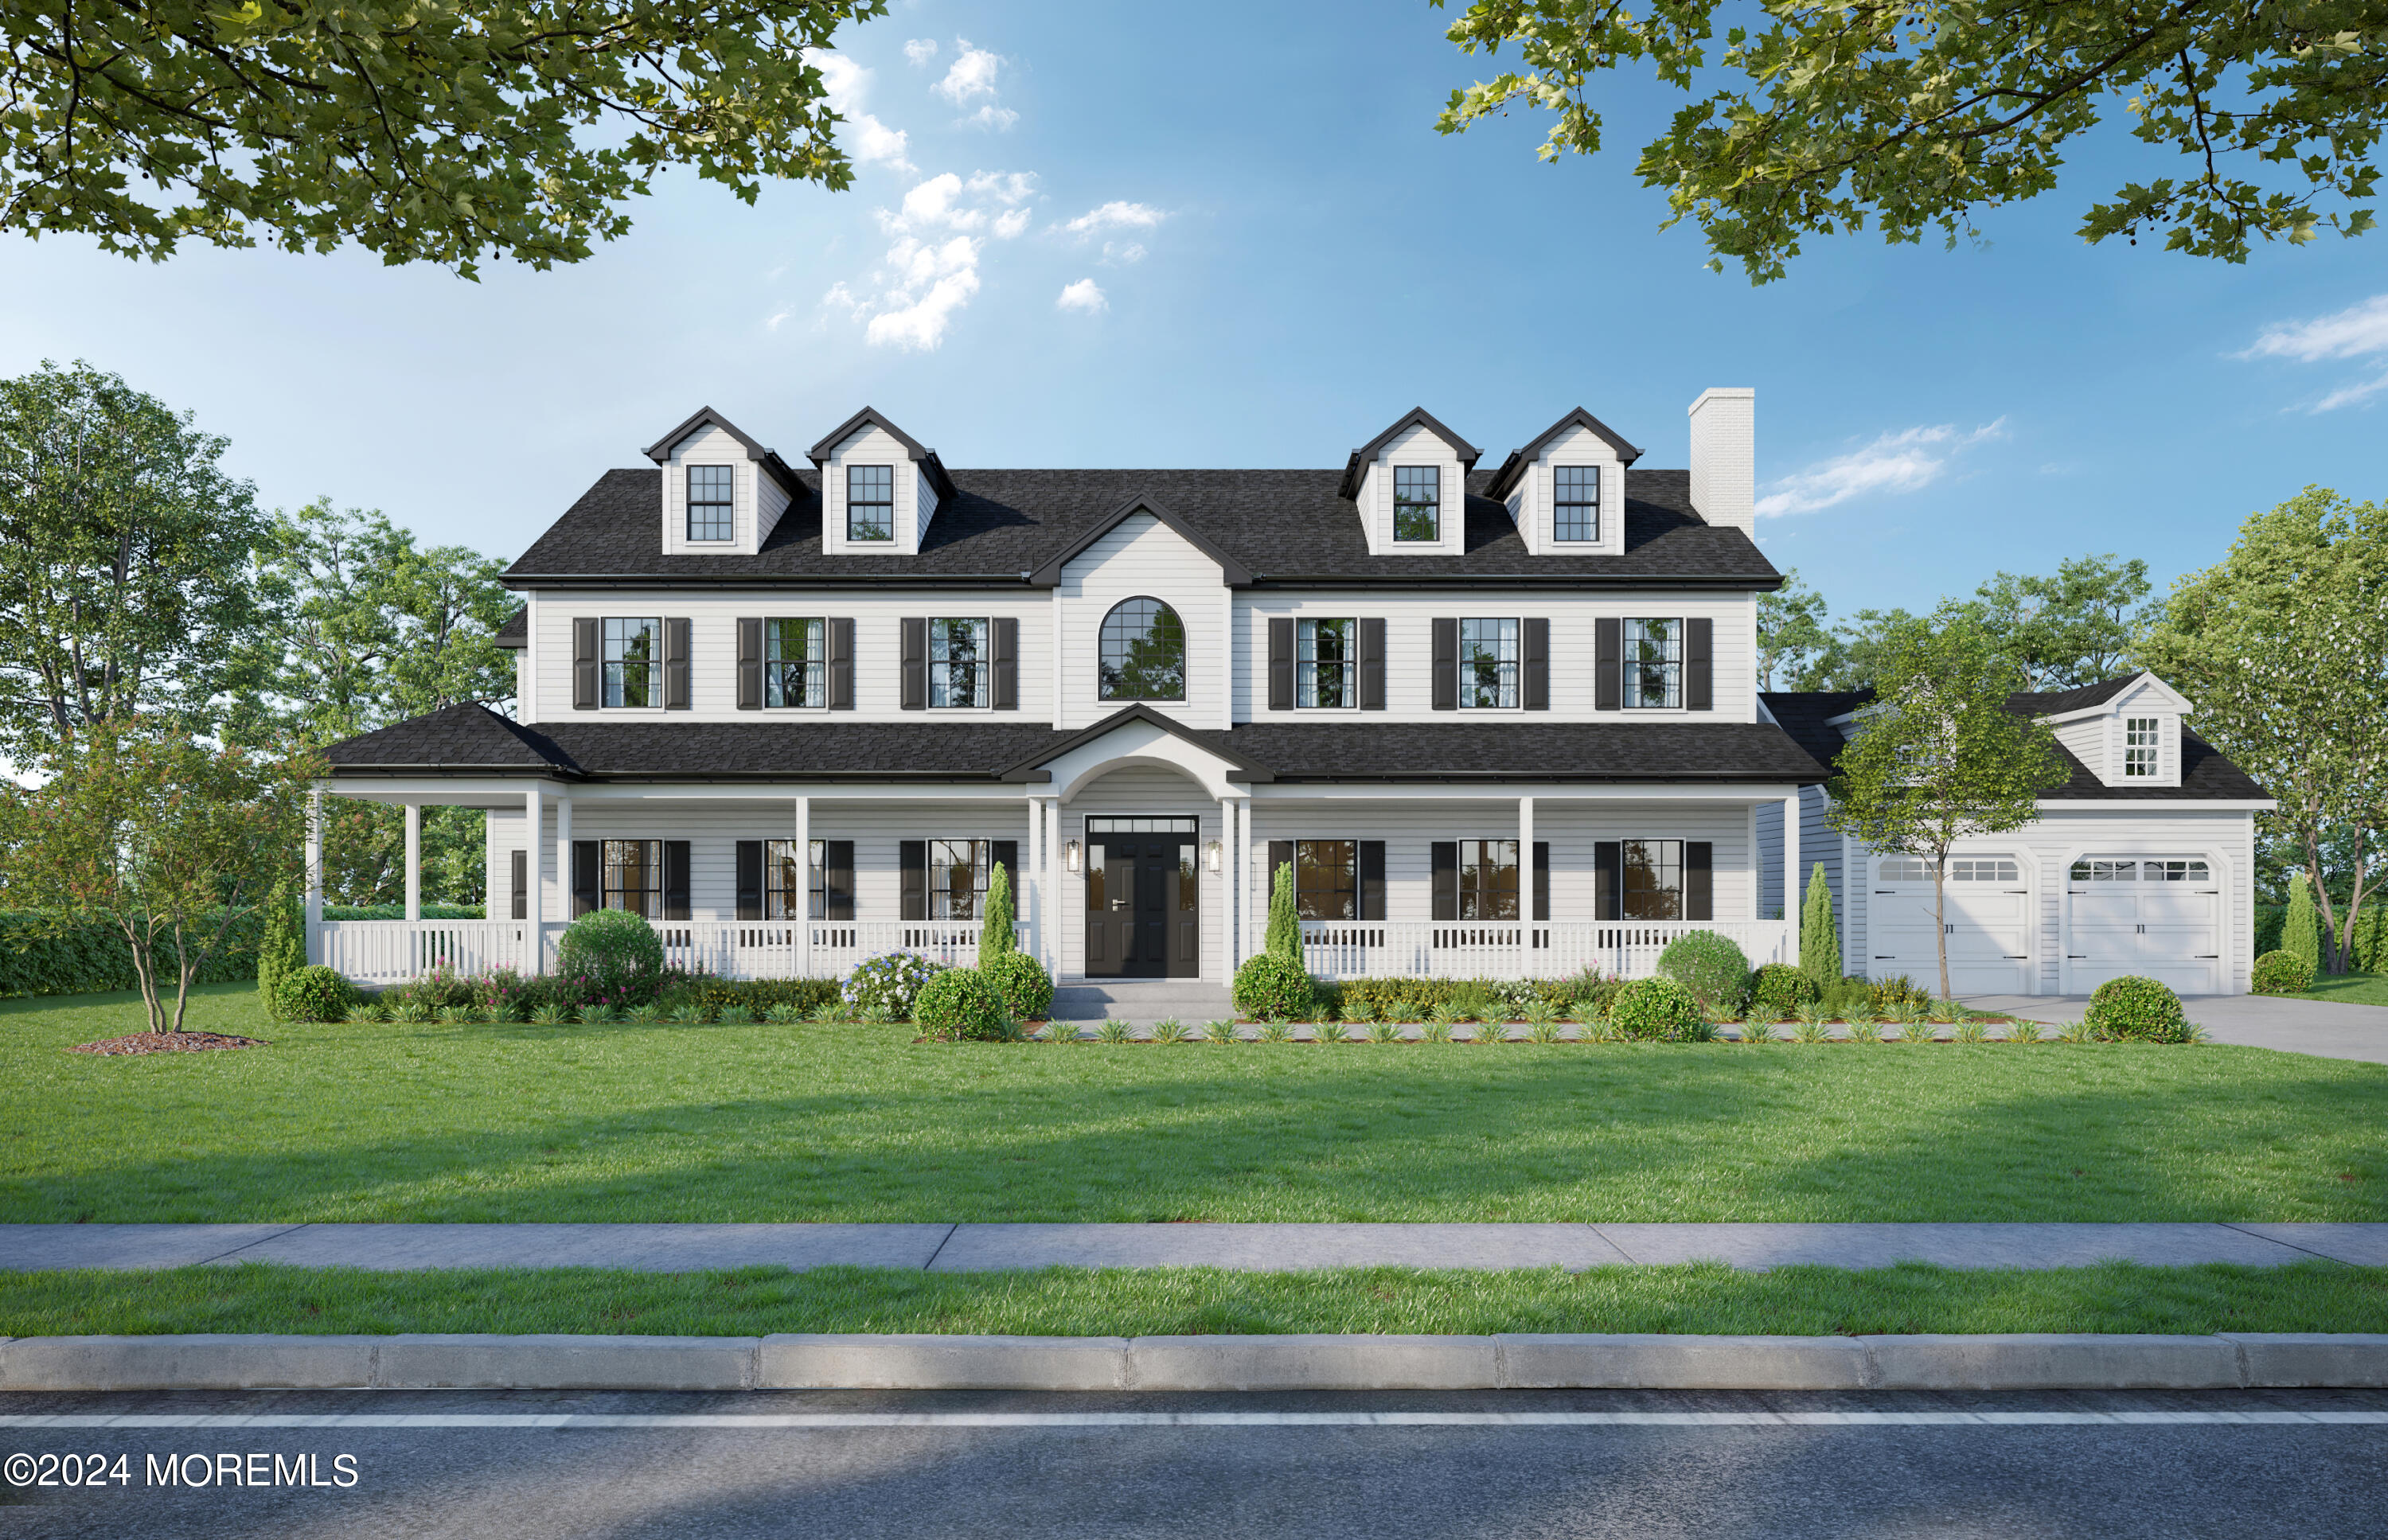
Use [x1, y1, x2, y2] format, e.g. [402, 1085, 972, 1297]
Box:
[1756, 568, 1832, 691]
[0, 361, 263, 764]
[1972, 554, 2156, 689]
[0, 721, 316, 1034]
[1799, 863, 1838, 986]
[2282, 869, 2321, 973]
[2, 1, 888, 277]
[2136, 488, 2388, 974]
[1435, 0, 2382, 283]
[256, 878, 306, 1019]
[1824, 615, 2067, 999]
[1794, 606, 1932, 692]
[1266, 862, 1302, 962]
[978, 863, 1016, 965]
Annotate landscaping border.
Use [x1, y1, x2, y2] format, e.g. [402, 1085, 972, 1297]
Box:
[3, 1332, 2384, 1392]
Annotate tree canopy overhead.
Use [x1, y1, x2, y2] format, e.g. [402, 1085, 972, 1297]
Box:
[2, 0, 885, 276]
[1435, 0, 2384, 281]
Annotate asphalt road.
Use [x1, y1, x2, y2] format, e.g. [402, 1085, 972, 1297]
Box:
[3, 1388, 2385, 1538]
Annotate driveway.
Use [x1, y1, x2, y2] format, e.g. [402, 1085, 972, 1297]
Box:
[1967, 993, 2388, 1064]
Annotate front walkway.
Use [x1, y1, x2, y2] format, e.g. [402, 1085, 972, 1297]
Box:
[6, 1222, 2383, 1273]
[1969, 994, 2388, 1065]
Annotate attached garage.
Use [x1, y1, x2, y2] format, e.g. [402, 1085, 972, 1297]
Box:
[2063, 856, 2223, 995]
[1867, 856, 2033, 994]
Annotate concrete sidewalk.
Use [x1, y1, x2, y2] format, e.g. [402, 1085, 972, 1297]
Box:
[5, 1221, 2383, 1273]
[1968, 993, 2388, 1064]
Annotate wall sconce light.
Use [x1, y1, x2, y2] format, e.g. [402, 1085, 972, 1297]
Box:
[1205, 840, 1223, 874]
[1063, 840, 1081, 873]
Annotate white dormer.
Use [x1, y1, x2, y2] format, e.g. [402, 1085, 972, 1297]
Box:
[809, 407, 957, 557]
[1485, 407, 1641, 557]
[644, 407, 801, 556]
[1338, 407, 1481, 557]
[2039, 673, 2193, 789]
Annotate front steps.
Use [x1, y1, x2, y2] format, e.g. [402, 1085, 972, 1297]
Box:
[1048, 979, 1235, 1024]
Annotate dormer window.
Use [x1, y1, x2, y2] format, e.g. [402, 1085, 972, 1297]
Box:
[2124, 716, 2160, 777]
[1555, 466, 1598, 542]
[686, 466, 733, 542]
[1393, 466, 1440, 541]
[847, 465, 894, 541]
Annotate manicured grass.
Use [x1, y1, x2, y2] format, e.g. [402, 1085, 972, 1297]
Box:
[2299, 973, 2388, 1008]
[2, 1261, 2382, 1338]
[3, 983, 2384, 1224]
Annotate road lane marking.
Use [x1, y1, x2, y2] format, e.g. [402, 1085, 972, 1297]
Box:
[3, 1410, 2382, 1429]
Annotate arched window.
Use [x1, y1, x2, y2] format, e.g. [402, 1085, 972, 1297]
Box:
[1098, 597, 1187, 700]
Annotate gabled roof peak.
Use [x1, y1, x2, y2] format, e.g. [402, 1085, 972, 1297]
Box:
[641, 406, 802, 497]
[1336, 407, 1483, 499]
[1486, 407, 1644, 498]
[806, 406, 956, 500]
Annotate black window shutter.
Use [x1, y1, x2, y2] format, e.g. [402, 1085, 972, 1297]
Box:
[736, 840, 763, 921]
[1359, 618, 1387, 710]
[1266, 840, 1293, 906]
[1360, 840, 1385, 922]
[572, 840, 600, 917]
[1432, 618, 1458, 711]
[1594, 840, 1621, 921]
[990, 618, 1018, 711]
[829, 618, 855, 710]
[900, 840, 927, 919]
[1534, 841, 1551, 922]
[1686, 617, 1714, 711]
[823, 840, 854, 921]
[737, 618, 763, 710]
[511, 849, 527, 920]
[1686, 841, 1713, 922]
[1594, 618, 1622, 712]
[573, 618, 599, 710]
[901, 619, 927, 710]
[1432, 841, 1458, 921]
[664, 840, 692, 921]
[991, 840, 1018, 890]
[1267, 618, 1294, 711]
[664, 618, 692, 710]
[1522, 618, 1550, 710]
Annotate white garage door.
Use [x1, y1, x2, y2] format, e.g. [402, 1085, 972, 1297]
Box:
[1870, 856, 2033, 994]
[2066, 857, 2222, 995]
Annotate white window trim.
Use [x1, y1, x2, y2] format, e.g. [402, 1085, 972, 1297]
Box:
[1390, 463, 1444, 544]
[1454, 615, 1525, 713]
[761, 616, 832, 713]
[1293, 615, 1363, 712]
[928, 616, 995, 712]
[1621, 614, 1688, 712]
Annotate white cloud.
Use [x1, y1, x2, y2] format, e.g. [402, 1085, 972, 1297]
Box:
[2313, 371, 2388, 412]
[903, 37, 938, 66]
[1063, 201, 1165, 234]
[966, 170, 1036, 205]
[888, 172, 985, 232]
[2236, 294, 2388, 412]
[860, 235, 984, 351]
[826, 170, 1040, 349]
[806, 50, 912, 173]
[994, 209, 1031, 239]
[1755, 420, 2007, 517]
[934, 40, 1005, 104]
[1102, 240, 1146, 264]
[959, 103, 1019, 132]
[1056, 279, 1107, 314]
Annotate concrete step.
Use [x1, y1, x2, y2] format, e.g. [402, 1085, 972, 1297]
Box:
[1050, 981, 1235, 1023]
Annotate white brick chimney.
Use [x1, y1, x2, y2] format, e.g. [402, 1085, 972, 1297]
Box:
[1687, 388, 1755, 534]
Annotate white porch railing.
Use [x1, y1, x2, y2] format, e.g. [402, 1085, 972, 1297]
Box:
[315, 917, 1028, 984]
[1298, 920, 1793, 981]
[314, 920, 541, 987]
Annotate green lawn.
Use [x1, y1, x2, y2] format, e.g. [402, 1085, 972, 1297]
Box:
[3, 1261, 2383, 1338]
[2300, 973, 2388, 1007]
[3, 983, 2384, 1225]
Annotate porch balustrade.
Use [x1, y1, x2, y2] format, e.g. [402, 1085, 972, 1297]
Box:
[314, 919, 540, 987]
[1297, 919, 1794, 981]
[314, 916, 1026, 985]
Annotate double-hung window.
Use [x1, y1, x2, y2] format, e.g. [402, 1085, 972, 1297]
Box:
[1621, 839, 1684, 920]
[765, 618, 826, 708]
[1459, 618, 1519, 708]
[1393, 466, 1440, 541]
[1554, 466, 1598, 542]
[686, 466, 734, 542]
[763, 839, 828, 918]
[930, 840, 993, 919]
[1458, 840, 1520, 921]
[1297, 618, 1356, 708]
[1624, 618, 1681, 708]
[847, 465, 894, 541]
[601, 840, 665, 916]
[930, 618, 990, 708]
[2124, 717, 2160, 778]
[1293, 840, 1358, 920]
[603, 618, 661, 708]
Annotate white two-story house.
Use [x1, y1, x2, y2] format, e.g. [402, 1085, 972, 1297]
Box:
[314, 392, 2268, 996]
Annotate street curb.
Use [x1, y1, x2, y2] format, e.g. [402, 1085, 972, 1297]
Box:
[4, 1332, 2387, 1391]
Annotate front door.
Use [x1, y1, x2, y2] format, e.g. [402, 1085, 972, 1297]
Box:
[1084, 837, 1197, 978]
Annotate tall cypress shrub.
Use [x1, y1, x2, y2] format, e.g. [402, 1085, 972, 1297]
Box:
[2282, 873, 2321, 974]
[1799, 864, 1837, 986]
[977, 862, 1016, 965]
[256, 878, 306, 1018]
[1265, 862, 1301, 962]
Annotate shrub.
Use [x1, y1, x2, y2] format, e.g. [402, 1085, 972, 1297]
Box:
[2282, 875, 2320, 973]
[1820, 975, 1875, 1019]
[1610, 977, 1703, 1040]
[1234, 952, 1313, 1020]
[277, 965, 353, 1022]
[473, 968, 532, 1022]
[256, 879, 305, 1019]
[1264, 862, 1301, 961]
[2250, 949, 2314, 996]
[1333, 977, 1455, 1021]
[1656, 930, 1751, 1016]
[1869, 973, 1931, 1016]
[912, 966, 1016, 1041]
[981, 949, 1054, 1020]
[978, 863, 1016, 965]
[2082, 976, 2193, 1043]
[554, 910, 666, 1007]
[0, 905, 268, 1001]
[844, 951, 942, 1020]
[1799, 864, 1838, 987]
[1746, 963, 1817, 1022]
[672, 977, 843, 1017]
[386, 965, 474, 1014]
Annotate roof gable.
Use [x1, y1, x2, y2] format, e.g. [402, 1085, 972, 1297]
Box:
[1028, 493, 1254, 587]
[1337, 407, 1483, 498]
[997, 704, 1274, 785]
[641, 406, 803, 498]
[806, 406, 957, 499]
[1486, 407, 1644, 498]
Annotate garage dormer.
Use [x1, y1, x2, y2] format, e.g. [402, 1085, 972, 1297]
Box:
[1485, 407, 1642, 557]
[810, 407, 958, 557]
[644, 407, 804, 556]
[1336, 407, 1481, 557]
[2035, 673, 2194, 788]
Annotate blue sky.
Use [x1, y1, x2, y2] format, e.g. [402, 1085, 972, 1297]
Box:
[1, 0, 2382, 627]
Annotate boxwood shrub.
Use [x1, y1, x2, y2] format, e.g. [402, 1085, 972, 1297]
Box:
[554, 910, 667, 1009]
[2082, 975, 2195, 1043]
[1610, 977, 1703, 1040]
[276, 965, 355, 1023]
[1233, 953, 1315, 1020]
[2250, 949, 2314, 996]
[981, 950, 1055, 1020]
[912, 966, 1016, 1041]
[1746, 962, 1816, 1021]
[1656, 930, 1751, 1016]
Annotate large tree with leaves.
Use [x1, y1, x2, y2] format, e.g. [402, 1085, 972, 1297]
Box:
[0, 361, 264, 765]
[2, 0, 885, 276]
[1972, 553, 2157, 689]
[1435, 0, 2383, 281]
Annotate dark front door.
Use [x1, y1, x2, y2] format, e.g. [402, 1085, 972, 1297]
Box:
[1085, 837, 1197, 978]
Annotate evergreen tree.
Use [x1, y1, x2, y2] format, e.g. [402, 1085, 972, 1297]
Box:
[977, 863, 1015, 966]
[1265, 863, 1301, 962]
[256, 877, 306, 1018]
[2283, 874, 2322, 973]
[1799, 864, 1838, 986]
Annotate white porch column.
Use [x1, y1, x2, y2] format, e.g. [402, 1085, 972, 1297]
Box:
[1219, 794, 1238, 977]
[553, 793, 572, 974]
[1239, 799, 1254, 959]
[1024, 795, 1040, 961]
[794, 795, 813, 977]
[403, 804, 422, 923]
[1046, 797, 1064, 975]
[304, 787, 324, 964]
[521, 784, 543, 973]
[1519, 795, 1536, 960]
[1782, 789, 1802, 961]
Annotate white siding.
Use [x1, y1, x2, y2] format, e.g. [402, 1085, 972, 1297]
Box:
[1055, 513, 1227, 731]
[915, 464, 940, 548]
[660, 425, 759, 556]
[1521, 423, 1628, 558]
[2053, 716, 2108, 783]
[821, 427, 923, 556]
[1758, 786, 1845, 936]
[1364, 423, 1468, 556]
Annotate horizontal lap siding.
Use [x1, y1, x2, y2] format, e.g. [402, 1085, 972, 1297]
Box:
[1799, 786, 1844, 956]
[1055, 513, 1227, 732]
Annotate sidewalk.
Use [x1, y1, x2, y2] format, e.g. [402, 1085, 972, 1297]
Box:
[5, 1222, 2382, 1273]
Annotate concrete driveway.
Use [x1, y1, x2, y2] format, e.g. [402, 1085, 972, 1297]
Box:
[1967, 993, 2388, 1064]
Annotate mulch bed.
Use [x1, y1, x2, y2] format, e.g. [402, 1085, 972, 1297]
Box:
[67, 1031, 269, 1057]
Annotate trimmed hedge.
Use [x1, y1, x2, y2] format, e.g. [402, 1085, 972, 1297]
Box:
[0, 908, 270, 1000]
[2251, 949, 2315, 996]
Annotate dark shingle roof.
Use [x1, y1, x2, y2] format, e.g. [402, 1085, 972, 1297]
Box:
[502, 466, 1777, 588]
[1759, 688, 2270, 802]
[494, 607, 526, 648]
[2008, 676, 2140, 715]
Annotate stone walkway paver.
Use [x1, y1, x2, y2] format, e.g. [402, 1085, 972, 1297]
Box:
[4, 1221, 2381, 1274]
[1968, 993, 2388, 1064]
